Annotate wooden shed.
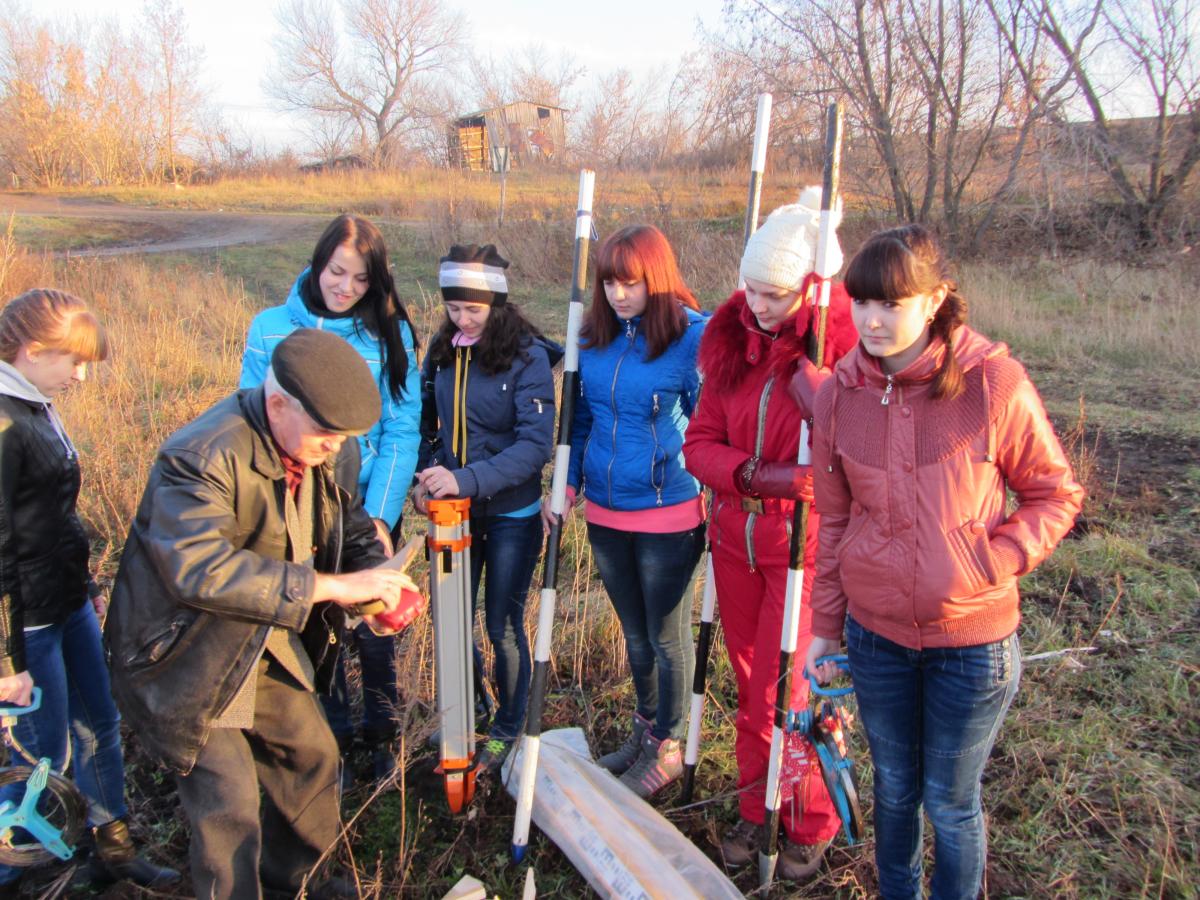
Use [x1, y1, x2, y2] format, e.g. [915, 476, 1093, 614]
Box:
[449, 102, 567, 172]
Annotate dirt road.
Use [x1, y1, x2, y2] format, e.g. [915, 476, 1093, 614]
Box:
[0, 192, 331, 256]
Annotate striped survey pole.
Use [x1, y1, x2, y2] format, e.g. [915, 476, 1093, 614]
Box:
[759, 101, 843, 888]
[681, 91, 773, 805]
[510, 168, 596, 863]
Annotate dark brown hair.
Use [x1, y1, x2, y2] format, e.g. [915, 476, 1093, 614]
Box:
[304, 214, 417, 401]
[582, 225, 699, 361]
[844, 224, 967, 400]
[426, 302, 545, 376]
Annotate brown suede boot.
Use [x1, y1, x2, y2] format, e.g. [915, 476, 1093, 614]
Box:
[87, 817, 180, 888]
[777, 836, 831, 882]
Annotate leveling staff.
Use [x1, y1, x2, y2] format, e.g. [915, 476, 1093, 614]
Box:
[105, 329, 414, 900]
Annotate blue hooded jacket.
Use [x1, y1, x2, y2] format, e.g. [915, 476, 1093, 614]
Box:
[567, 307, 707, 511]
[239, 270, 421, 528]
[417, 334, 561, 518]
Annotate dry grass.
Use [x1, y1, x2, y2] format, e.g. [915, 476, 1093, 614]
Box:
[54, 167, 806, 225]
[1, 211, 1196, 897]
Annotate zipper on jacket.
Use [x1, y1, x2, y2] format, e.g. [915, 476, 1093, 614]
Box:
[745, 376, 775, 571]
[881, 374, 895, 406]
[605, 321, 638, 508]
[650, 392, 663, 506]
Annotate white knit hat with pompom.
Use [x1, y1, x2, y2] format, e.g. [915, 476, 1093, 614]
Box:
[740, 186, 843, 290]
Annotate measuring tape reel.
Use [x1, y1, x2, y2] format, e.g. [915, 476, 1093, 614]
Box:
[0, 688, 87, 866]
[789, 655, 864, 846]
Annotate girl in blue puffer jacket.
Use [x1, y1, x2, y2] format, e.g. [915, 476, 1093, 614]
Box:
[239, 214, 421, 780]
[543, 224, 707, 799]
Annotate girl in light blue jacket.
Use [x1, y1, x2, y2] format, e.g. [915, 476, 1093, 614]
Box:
[240, 214, 420, 779]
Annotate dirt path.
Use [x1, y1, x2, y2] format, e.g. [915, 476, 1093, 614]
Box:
[1, 192, 332, 256]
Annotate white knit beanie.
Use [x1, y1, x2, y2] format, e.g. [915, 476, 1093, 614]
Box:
[740, 186, 844, 290]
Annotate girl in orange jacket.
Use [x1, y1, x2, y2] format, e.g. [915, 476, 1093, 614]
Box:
[806, 224, 1083, 899]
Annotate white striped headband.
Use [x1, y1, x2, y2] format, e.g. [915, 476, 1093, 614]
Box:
[439, 262, 509, 306]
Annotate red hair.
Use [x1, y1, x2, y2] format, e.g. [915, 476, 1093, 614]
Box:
[0, 289, 108, 364]
[582, 225, 699, 360]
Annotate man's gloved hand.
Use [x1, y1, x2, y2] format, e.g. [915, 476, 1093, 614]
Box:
[750, 460, 815, 503]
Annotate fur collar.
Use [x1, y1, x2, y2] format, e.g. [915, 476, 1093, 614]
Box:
[698, 281, 858, 393]
[698, 292, 809, 392]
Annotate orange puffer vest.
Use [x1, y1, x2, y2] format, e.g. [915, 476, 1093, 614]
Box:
[810, 326, 1083, 650]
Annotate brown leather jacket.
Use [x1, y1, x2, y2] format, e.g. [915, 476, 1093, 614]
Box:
[811, 327, 1083, 650]
[105, 388, 385, 773]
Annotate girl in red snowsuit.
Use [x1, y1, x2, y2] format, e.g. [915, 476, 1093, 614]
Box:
[683, 196, 858, 881]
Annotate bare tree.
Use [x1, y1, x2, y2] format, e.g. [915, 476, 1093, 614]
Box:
[268, 0, 465, 166]
[143, 0, 205, 183]
[714, 0, 1070, 249]
[82, 19, 157, 184]
[0, 17, 88, 187]
[996, 0, 1200, 240]
[468, 44, 584, 111]
[573, 68, 667, 169]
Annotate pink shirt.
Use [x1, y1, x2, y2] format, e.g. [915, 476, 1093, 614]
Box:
[566, 487, 706, 534]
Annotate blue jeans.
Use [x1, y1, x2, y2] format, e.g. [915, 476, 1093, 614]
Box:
[846, 616, 1021, 900]
[587, 523, 704, 740]
[1, 602, 128, 885]
[320, 622, 399, 744]
[468, 513, 541, 742]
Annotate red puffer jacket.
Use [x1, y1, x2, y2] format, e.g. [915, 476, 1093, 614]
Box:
[811, 326, 1084, 650]
[684, 285, 858, 561]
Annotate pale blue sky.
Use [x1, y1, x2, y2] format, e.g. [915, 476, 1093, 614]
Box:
[33, 0, 726, 150]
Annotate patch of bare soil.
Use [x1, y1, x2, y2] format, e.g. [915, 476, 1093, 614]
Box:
[1083, 427, 1200, 568]
[1, 192, 329, 256]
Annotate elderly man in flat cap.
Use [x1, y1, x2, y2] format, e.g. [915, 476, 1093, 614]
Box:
[105, 329, 413, 900]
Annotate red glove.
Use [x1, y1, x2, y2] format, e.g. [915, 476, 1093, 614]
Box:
[788, 358, 833, 420]
[750, 460, 815, 503]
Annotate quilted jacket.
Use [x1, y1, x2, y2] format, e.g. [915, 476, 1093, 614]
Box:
[811, 326, 1084, 649]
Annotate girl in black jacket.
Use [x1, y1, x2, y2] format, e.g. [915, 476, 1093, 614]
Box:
[0, 289, 176, 893]
[413, 245, 558, 775]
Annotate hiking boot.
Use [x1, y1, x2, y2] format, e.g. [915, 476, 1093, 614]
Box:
[778, 836, 831, 882]
[720, 818, 762, 868]
[596, 712, 651, 775]
[87, 818, 180, 888]
[475, 738, 513, 777]
[618, 730, 682, 799]
[363, 727, 397, 784]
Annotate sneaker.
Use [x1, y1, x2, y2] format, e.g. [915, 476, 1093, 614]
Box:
[596, 713, 651, 775]
[720, 818, 762, 868]
[475, 738, 513, 776]
[618, 730, 682, 799]
[778, 836, 831, 882]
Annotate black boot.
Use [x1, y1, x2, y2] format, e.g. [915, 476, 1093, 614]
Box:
[363, 726, 397, 783]
[88, 817, 180, 888]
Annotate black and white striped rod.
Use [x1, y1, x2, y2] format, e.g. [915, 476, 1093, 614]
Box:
[511, 168, 596, 863]
[681, 92, 773, 805]
[759, 102, 843, 888]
